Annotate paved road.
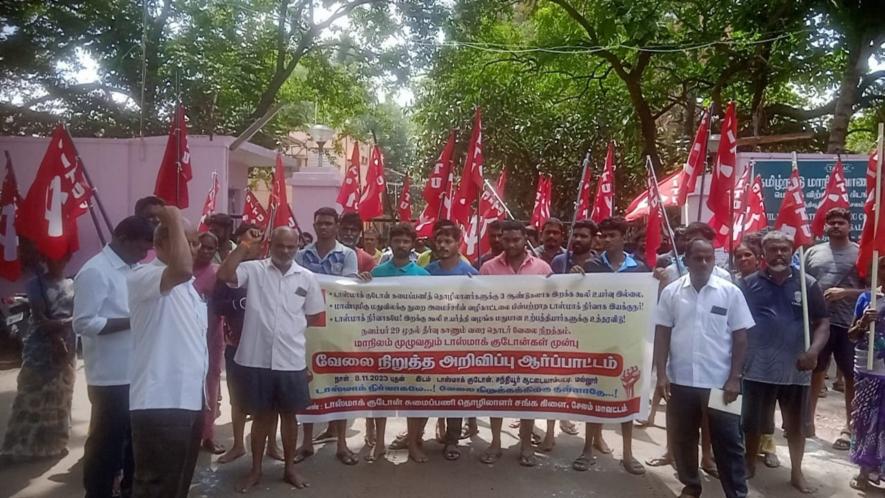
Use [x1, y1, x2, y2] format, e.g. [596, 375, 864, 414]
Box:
[0, 362, 866, 497]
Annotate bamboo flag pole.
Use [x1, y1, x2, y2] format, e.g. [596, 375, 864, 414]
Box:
[868, 123, 883, 370]
[645, 156, 682, 275]
[793, 151, 812, 351]
[565, 149, 592, 272]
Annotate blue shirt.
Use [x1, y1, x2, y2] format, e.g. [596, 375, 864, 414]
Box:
[295, 242, 358, 276]
[372, 260, 430, 277]
[739, 270, 829, 386]
[585, 252, 650, 274]
[426, 259, 478, 276]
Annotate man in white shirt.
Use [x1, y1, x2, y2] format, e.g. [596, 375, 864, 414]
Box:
[653, 238, 755, 498]
[74, 215, 154, 498]
[217, 227, 326, 493]
[127, 207, 206, 498]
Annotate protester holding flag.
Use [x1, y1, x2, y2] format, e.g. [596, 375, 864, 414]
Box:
[0, 249, 75, 461]
[551, 220, 598, 273]
[846, 256, 885, 491]
[740, 230, 830, 493]
[582, 216, 648, 475]
[217, 226, 325, 492]
[340, 213, 377, 273]
[73, 215, 154, 498]
[127, 207, 206, 498]
[804, 207, 862, 449]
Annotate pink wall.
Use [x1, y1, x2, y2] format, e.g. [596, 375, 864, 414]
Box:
[0, 135, 287, 295]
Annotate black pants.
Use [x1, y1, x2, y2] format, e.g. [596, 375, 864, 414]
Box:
[667, 384, 747, 498]
[130, 409, 203, 498]
[84, 385, 134, 498]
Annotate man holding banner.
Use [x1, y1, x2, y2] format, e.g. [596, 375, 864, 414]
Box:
[740, 231, 830, 494]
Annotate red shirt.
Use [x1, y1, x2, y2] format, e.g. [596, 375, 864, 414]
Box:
[356, 248, 377, 273]
[479, 252, 552, 275]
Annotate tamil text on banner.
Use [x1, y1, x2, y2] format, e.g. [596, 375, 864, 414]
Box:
[300, 273, 657, 423]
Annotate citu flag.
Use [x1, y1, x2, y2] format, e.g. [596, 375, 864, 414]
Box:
[358, 145, 387, 221]
[462, 169, 508, 262]
[857, 147, 885, 278]
[810, 158, 850, 237]
[268, 152, 297, 230]
[713, 165, 752, 247]
[451, 108, 485, 226]
[16, 125, 93, 261]
[589, 142, 616, 223]
[416, 131, 456, 237]
[241, 189, 269, 230]
[0, 152, 22, 280]
[154, 103, 193, 208]
[529, 173, 552, 230]
[625, 170, 681, 221]
[738, 175, 768, 240]
[708, 102, 738, 243]
[397, 175, 412, 221]
[774, 165, 813, 247]
[197, 172, 220, 232]
[337, 142, 361, 213]
[644, 172, 664, 269]
[676, 109, 710, 206]
[574, 153, 593, 221]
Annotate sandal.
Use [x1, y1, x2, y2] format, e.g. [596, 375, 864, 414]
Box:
[849, 475, 870, 491]
[762, 452, 780, 468]
[519, 453, 537, 467]
[559, 421, 579, 436]
[292, 448, 314, 464]
[572, 454, 596, 472]
[336, 450, 359, 466]
[702, 464, 720, 479]
[443, 445, 461, 461]
[622, 457, 646, 475]
[480, 448, 502, 464]
[645, 456, 672, 467]
[833, 430, 851, 451]
[388, 433, 408, 450]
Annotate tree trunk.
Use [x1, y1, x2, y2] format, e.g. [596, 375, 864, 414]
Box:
[624, 77, 661, 169]
[827, 30, 872, 153]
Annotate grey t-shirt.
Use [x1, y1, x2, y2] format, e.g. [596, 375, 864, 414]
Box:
[803, 242, 860, 328]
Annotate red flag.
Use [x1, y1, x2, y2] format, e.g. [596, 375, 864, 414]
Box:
[590, 142, 616, 223]
[197, 172, 220, 232]
[416, 131, 456, 237]
[0, 153, 22, 280]
[337, 143, 362, 213]
[397, 176, 412, 221]
[774, 167, 813, 247]
[707, 102, 738, 237]
[741, 175, 768, 236]
[858, 148, 885, 278]
[358, 146, 387, 221]
[712, 165, 752, 247]
[529, 174, 552, 229]
[676, 110, 710, 206]
[645, 174, 664, 267]
[451, 108, 485, 226]
[153, 103, 192, 208]
[241, 189, 269, 230]
[625, 170, 681, 221]
[810, 158, 850, 237]
[574, 155, 593, 221]
[462, 170, 508, 262]
[16, 125, 93, 261]
[268, 153, 297, 230]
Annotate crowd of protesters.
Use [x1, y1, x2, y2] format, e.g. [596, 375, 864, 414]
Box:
[0, 195, 882, 498]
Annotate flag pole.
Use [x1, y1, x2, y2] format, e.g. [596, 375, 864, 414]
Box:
[646, 156, 682, 275]
[565, 149, 592, 273]
[792, 151, 812, 351]
[695, 110, 712, 223]
[483, 178, 536, 253]
[868, 123, 883, 369]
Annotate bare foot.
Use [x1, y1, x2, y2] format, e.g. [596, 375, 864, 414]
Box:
[291, 447, 313, 464]
[480, 445, 502, 464]
[791, 473, 815, 494]
[218, 445, 246, 464]
[236, 471, 261, 493]
[266, 445, 284, 462]
[408, 442, 429, 463]
[593, 436, 612, 454]
[539, 435, 555, 452]
[283, 468, 309, 489]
